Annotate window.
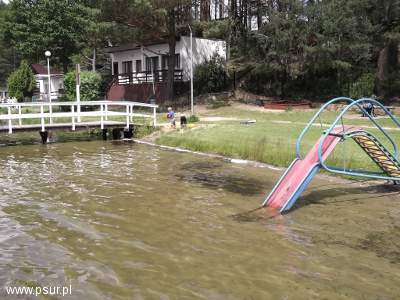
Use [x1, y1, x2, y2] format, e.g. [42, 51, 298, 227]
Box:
[44, 82, 49, 94]
[145, 56, 159, 72]
[161, 55, 168, 70]
[145, 57, 151, 72]
[113, 62, 119, 75]
[175, 54, 180, 69]
[122, 61, 132, 74]
[135, 60, 142, 72]
[161, 54, 180, 69]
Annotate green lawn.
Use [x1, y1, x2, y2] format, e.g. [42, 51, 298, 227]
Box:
[156, 105, 400, 174]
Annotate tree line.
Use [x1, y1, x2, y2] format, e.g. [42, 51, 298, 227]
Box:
[0, 0, 399, 101]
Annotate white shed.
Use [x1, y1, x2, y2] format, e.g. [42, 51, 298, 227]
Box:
[31, 64, 64, 101]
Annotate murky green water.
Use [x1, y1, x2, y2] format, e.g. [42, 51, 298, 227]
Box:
[0, 141, 400, 299]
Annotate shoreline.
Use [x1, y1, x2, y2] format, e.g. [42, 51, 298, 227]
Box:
[133, 138, 383, 187]
[0, 128, 388, 187]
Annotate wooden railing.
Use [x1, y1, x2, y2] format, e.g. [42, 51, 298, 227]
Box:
[115, 69, 183, 85]
[0, 101, 158, 133]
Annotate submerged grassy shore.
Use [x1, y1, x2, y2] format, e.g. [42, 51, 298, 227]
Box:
[155, 104, 400, 173]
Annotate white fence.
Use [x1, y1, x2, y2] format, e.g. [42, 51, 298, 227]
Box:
[0, 101, 158, 133]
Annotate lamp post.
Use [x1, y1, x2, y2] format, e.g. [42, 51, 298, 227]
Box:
[45, 50, 52, 124]
[188, 25, 194, 116]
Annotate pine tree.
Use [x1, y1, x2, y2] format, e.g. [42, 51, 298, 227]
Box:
[7, 60, 36, 102]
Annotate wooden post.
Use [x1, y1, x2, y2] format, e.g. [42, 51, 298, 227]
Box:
[105, 103, 108, 121]
[153, 107, 157, 127]
[100, 104, 104, 129]
[18, 105, 22, 126]
[49, 103, 53, 124]
[39, 130, 48, 144]
[123, 126, 133, 139]
[126, 105, 129, 128]
[102, 129, 108, 140]
[7, 106, 12, 134]
[40, 104, 45, 132]
[76, 64, 81, 122]
[71, 105, 75, 131]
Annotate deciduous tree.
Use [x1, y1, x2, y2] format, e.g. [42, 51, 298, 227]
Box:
[4, 0, 90, 72]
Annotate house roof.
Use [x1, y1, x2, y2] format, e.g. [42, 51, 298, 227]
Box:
[104, 43, 142, 53]
[31, 64, 63, 75]
[105, 36, 225, 54]
[104, 36, 180, 53]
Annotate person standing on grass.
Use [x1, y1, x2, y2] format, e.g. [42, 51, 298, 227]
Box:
[167, 107, 176, 129]
[362, 101, 374, 117]
[180, 113, 187, 128]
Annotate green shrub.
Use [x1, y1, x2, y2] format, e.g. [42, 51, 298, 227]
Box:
[206, 100, 230, 109]
[241, 63, 282, 96]
[188, 115, 199, 123]
[194, 54, 228, 94]
[187, 20, 230, 40]
[349, 73, 375, 99]
[7, 60, 36, 102]
[64, 71, 101, 101]
[203, 20, 230, 40]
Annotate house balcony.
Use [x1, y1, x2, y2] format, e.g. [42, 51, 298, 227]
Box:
[114, 69, 183, 85]
[107, 69, 189, 103]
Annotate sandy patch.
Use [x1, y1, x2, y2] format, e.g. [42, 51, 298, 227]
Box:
[200, 116, 240, 122]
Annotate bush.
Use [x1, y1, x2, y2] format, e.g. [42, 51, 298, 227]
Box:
[188, 115, 199, 123]
[194, 54, 228, 94]
[382, 72, 400, 98]
[241, 63, 280, 96]
[349, 73, 375, 99]
[206, 100, 230, 109]
[7, 60, 36, 102]
[64, 71, 102, 101]
[203, 20, 230, 40]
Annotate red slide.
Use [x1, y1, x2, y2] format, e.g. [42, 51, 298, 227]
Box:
[264, 126, 359, 212]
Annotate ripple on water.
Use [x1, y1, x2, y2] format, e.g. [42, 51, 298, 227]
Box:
[0, 141, 400, 299]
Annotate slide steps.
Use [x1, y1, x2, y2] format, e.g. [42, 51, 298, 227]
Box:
[352, 134, 400, 177]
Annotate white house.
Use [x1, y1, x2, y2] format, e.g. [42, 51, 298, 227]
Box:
[107, 36, 226, 82]
[31, 64, 64, 101]
[105, 36, 226, 102]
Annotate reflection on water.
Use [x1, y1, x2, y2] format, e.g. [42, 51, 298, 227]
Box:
[0, 141, 400, 299]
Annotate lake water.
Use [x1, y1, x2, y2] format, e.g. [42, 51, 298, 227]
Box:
[0, 141, 399, 299]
